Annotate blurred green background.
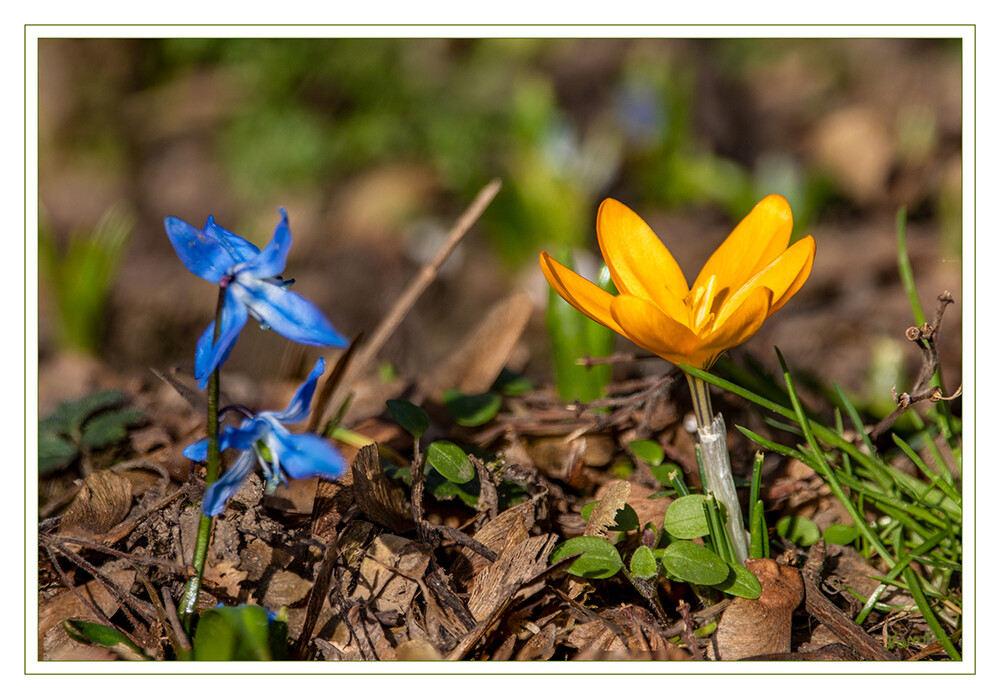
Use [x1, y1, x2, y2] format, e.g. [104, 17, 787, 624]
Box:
[37, 37, 962, 408]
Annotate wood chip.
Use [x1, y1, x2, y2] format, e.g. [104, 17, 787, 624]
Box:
[351, 443, 413, 533]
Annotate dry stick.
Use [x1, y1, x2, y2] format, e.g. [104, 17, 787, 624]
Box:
[868, 291, 959, 440]
[315, 178, 503, 427]
[802, 541, 897, 661]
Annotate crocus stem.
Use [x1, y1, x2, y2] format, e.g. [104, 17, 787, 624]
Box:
[684, 371, 749, 564]
[178, 288, 225, 628]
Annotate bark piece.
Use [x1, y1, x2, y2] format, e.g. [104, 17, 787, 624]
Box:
[351, 443, 413, 533]
[714, 558, 804, 660]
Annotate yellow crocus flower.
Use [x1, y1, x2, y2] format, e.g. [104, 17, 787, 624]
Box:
[540, 194, 815, 370]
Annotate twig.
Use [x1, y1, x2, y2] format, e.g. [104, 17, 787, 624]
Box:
[317, 179, 502, 426]
[676, 600, 704, 660]
[868, 291, 959, 440]
[802, 541, 896, 661]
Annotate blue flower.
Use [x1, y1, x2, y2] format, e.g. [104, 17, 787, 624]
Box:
[164, 209, 348, 388]
[183, 358, 346, 516]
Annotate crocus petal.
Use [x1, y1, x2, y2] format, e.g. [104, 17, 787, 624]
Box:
[762, 235, 816, 316]
[236, 209, 292, 279]
[232, 280, 349, 348]
[539, 252, 625, 335]
[206, 216, 260, 265]
[608, 294, 701, 364]
[202, 449, 258, 516]
[272, 432, 347, 481]
[716, 235, 815, 324]
[269, 358, 325, 424]
[692, 194, 793, 295]
[195, 289, 249, 388]
[596, 199, 690, 307]
[701, 286, 772, 367]
[164, 216, 237, 284]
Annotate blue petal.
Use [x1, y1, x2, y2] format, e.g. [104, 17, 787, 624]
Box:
[183, 438, 208, 462]
[268, 358, 325, 424]
[207, 216, 261, 265]
[182, 424, 255, 462]
[273, 432, 347, 481]
[232, 280, 348, 348]
[164, 216, 236, 284]
[236, 209, 291, 279]
[202, 449, 258, 516]
[195, 289, 249, 388]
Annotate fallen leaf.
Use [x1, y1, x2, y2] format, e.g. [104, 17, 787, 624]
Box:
[713, 558, 804, 660]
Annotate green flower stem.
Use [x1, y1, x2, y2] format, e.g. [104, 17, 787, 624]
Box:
[178, 287, 225, 628]
[684, 372, 749, 564]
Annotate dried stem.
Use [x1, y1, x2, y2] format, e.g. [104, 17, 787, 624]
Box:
[317, 179, 502, 426]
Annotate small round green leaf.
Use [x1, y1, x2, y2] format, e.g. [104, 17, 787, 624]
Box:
[663, 494, 710, 539]
[822, 523, 859, 546]
[443, 390, 502, 427]
[629, 439, 664, 467]
[660, 540, 729, 585]
[713, 563, 763, 599]
[386, 399, 429, 439]
[776, 515, 821, 547]
[426, 440, 475, 484]
[650, 461, 682, 487]
[551, 536, 623, 579]
[630, 545, 658, 579]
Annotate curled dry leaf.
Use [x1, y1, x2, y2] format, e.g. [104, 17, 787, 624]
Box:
[713, 558, 805, 660]
[584, 479, 631, 537]
[59, 470, 133, 537]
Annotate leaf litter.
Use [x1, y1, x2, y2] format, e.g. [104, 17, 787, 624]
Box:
[37, 184, 959, 664]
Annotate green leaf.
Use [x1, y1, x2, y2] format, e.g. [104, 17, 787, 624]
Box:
[580, 501, 641, 532]
[551, 536, 623, 579]
[80, 407, 145, 449]
[386, 399, 430, 440]
[823, 523, 859, 546]
[629, 439, 664, 467]
[62, 619, 149, 660]
[430, 476, 481, 507]
[663, 494, 710, 539]
[492, 368, 534, 396]
[192, 605, 280, 661]
[426, 440, 475, 484]
[630, 545, 658, 579]
[650, 461, 682, 487]
[38, 431, 78, 475]
[776, 515, 821, 547]
[713, 563, 763, 599]
[442, 390, 502, 427]
[660, 540, 729, 586]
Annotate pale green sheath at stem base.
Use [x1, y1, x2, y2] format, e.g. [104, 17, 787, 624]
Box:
[685, 372, 749, 565]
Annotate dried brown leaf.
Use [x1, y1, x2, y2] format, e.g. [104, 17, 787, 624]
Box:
[713, 558, 805, 660]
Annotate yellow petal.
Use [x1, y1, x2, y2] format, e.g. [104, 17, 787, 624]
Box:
[596, 199, 690, 312]
[692, 194, 793, 295]
[765, 235, 816, 315]
[701, 286, 773, 366]
[608, 294, 700, 365]
[717, 234, 815, 324]
[539, 251, 624, 335]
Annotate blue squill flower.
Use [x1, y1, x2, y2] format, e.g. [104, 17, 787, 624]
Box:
[164, 209, 348, 388]
[183, 358, 346, 516]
